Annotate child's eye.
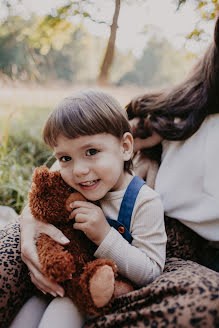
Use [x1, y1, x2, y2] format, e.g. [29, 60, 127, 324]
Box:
[60, 156, 71, 162]
[86, 148, 98, 156]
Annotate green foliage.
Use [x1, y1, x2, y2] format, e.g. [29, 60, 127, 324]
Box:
[0, 16, 36, 79]
[176, 0, 187, 9]
[25, 15, 76, 55]
[0, 14, 89, 81]
[177, 0, 219, 40]
[195, 0, 219, 19]
[117, 39, 161, 86]
[187, 28, 204, 40]
[0, 12, 108, 83]
[0, 108, 55, 214]
[117, 38, 191, 87]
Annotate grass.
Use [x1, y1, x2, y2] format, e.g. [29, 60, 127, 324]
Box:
[0, 82, 145, 215]
[0, 106, 55, 213]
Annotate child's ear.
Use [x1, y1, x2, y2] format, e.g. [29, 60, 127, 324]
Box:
[121, 132, 133, 161]
[214, 15, 219, 49]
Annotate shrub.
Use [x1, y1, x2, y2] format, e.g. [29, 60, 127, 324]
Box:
[0, 108, 55, 213]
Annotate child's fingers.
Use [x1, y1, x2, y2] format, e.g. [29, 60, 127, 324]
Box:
[129, 117, 140, 135]
[134, 132, 163, 152]
[73, 222, 88, 234]
[74, 213, 87, 222]
[69, 207, 90, 220]
[70, 200, 95, 209]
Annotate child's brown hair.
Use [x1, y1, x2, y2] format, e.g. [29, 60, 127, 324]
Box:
[43, 89, 132, 172]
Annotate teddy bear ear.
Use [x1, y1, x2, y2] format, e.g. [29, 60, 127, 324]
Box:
[31, 165, 62, 189]
[214, 15, 219, 49]
[32, 165, 50, 186]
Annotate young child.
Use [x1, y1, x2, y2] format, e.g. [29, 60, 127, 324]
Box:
[13, 89, 166, 328]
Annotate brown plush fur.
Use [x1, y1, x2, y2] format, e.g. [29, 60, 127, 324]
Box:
[29, 165, 133, 315]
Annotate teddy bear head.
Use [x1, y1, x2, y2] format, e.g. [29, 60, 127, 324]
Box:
[29, 165, 86, 225]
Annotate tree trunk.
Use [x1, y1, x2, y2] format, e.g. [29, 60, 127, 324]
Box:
[97, 0, 121, 86]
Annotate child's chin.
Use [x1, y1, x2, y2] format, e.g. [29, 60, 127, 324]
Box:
[86, 195, 101, 202]
[83, 191, 105, 202]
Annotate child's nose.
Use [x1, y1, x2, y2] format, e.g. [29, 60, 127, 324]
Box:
[72, 162, 89, 176]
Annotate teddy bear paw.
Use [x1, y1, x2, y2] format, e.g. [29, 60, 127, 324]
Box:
[89, 265, 115, 308]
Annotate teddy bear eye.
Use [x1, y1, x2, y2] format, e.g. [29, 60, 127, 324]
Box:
[60, 156, 71, 162]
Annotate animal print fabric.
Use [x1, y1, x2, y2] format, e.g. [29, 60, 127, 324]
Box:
[0, 219, 219, 327]
[165, 216, 219, 271]
[165, 216, 204, 262]
[85, 258, 219, 328]
[85, 218, 219, 328]
[0, 219, 34, 328]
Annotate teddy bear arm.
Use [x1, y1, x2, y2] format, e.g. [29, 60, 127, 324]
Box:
[36, 233, 75, 283]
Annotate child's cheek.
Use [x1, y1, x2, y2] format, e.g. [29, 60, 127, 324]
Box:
[60, 168, 71, 185]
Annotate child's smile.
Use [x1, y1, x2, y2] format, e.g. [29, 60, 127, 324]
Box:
[79, 179, 100, 190]
[54, 133, 133, 201]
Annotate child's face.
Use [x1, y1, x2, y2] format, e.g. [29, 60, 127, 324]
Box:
[54, 133, 133, 201]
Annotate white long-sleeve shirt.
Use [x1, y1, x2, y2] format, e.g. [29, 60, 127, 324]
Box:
[155, 114, 219, 241]
[94, 181, 166, 287]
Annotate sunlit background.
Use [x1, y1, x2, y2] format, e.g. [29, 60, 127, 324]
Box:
[0, 0, 218, 91]
[0, 0, 218, 215]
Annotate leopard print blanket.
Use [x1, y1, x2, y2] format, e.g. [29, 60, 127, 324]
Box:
[1, 218, 219, 327]
[85, 258, 219, 328]
[0, 220, 34, 327]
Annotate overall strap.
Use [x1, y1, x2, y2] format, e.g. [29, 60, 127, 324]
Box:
[107, 176, 145, 243]
[118, 176, 145, 229]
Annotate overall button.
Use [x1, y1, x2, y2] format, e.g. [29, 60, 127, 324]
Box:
[118, 226, 125, 234]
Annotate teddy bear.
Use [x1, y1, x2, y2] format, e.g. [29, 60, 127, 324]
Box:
[28, 165, 134, 315]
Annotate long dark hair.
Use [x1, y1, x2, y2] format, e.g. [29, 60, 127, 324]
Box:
[126, 16, 219, 141]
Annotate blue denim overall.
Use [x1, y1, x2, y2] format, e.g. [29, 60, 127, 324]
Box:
[107, 176, 145, 243]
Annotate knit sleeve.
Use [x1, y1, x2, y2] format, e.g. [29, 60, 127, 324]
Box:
[94, 189, 166, 287]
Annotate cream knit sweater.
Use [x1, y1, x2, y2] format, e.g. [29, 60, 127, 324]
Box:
[94, 181, 166, 287]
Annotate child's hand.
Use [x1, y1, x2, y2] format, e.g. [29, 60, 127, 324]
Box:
[134, 132, 163, 153]
[133, 152, 159, 189]
[69, 201, 111, 246]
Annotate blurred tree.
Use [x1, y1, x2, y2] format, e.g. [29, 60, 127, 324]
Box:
[27, 0, 130, 85]
[117, 37, 192, 87]
[0, 16, 38, 80]
[0, 14, 90, 81]
[97, 0, 146, 86]
[111, 49, 135, 84]
[117, 38, 161, 87]
[97, 0, 120, 86]
[0, 0, 144, 85]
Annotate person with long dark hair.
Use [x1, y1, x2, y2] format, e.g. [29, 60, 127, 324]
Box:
[126, 16, 219, 272]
